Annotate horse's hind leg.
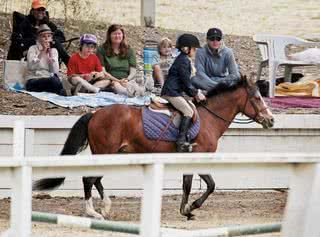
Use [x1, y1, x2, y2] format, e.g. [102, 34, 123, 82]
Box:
[184, 174, 215, 216]
[83, 177, 104, 219]
[94, 177, 112, 219]
[180, 175, 194, 220]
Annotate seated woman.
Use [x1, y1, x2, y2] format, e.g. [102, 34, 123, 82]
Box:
[153, 37, 175, 89]
[192, 27, 240, 91]
[25, 24, 63, 94]
[96, 24, 137, 95]
[67, 34, 109, 95]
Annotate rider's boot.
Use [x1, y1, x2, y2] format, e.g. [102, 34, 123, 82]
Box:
[176, 116, 192, 152]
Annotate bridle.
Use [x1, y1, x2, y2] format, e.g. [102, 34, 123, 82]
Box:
[200, 85, 269, 124]
[243, 86, 269, 123]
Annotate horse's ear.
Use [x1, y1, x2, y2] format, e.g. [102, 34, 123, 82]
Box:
[240, 74, 247, 81]
[246, 72, 257, 87]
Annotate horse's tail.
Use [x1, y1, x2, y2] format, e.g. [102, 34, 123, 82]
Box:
[60, 112, 93, 155]
[32, 113, 94, 191]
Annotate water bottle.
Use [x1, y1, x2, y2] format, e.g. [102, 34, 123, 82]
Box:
[143, 40, 159, 91]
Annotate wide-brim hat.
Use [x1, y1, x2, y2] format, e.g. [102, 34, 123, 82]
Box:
[37, 24, 52, 35]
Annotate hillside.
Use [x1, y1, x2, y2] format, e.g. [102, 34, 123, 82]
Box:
[0, 12, 318, 115]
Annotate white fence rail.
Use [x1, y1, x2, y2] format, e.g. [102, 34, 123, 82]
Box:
[1, 114, 320, 196]
[1, 120, 320, 237]
[1, 153, 320, 237]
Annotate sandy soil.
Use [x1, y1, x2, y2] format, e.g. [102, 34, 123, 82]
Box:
[0, 191, 286, 236]
[0, 12, 319, 116]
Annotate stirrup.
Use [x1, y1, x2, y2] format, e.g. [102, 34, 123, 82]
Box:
[176, 142, 193, 152]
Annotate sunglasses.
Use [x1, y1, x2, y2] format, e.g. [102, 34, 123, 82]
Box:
[209, 37, 222, 42]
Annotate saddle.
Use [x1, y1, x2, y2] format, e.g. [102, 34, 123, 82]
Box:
[142, 97, 201, 142]
[148, 96, 198, 123]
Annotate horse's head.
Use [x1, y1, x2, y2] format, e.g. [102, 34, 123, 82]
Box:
[240, 74, 274, 128]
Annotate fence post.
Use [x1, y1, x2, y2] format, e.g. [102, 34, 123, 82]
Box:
[140, 163, 164, 237]
[141, 0, 155, 27]
[10, 120, 32, 237]
[13, 120, 25, 157]
[25, 129, 34, 156]
[10, 166, 32, 237]
[282, 163, 320, 237]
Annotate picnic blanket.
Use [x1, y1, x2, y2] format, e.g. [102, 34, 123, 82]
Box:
[265, 96, 320, 109]
[14, 89, 151, 108]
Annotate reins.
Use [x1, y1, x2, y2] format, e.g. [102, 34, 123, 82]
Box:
[200, 102, 255, 124]
[199, 85, 268, 125]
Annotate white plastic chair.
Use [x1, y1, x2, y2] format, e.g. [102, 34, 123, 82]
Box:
[253, 34, 318, 97]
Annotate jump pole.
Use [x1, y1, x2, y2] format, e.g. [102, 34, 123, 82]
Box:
[32, 211, 140, 234]
[162, 222, 281, 237]
[32, 211, 280, 236]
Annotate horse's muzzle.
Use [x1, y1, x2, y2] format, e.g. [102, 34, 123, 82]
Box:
[261, 116, 274, 129]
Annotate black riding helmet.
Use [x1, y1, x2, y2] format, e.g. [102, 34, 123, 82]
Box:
[176, 34, 201, 50]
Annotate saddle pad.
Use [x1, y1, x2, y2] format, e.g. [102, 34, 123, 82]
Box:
[142, 108, 200, 141]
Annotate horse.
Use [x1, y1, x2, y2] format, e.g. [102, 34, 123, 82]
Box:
[33, 75, 274, 220]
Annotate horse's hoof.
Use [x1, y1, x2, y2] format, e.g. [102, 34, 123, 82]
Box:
[183, 203, 192, 214]
[86, 211, 104, 220]
[187, 213, 196, 221]
[101, 210, 110, 220]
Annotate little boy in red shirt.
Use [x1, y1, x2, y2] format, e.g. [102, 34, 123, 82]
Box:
[67, 34, 110, 95]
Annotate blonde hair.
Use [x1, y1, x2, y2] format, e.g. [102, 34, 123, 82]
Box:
[158, 37, 172, 51]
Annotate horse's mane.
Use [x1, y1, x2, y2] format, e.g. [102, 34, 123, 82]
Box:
[206, 79, 246, 98]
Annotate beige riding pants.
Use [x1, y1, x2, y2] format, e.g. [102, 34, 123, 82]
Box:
[162, 96, 194, 117]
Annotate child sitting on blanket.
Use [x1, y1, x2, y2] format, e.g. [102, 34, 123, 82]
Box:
[67, 34, 110, 95]
[153, 37, 175, 89]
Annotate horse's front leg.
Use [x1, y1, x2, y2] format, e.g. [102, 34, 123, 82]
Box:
[184, 174, 215, 216]
[94, 177, 112, 219]
[180, 174, 194, 220]
[83, 177, 104, 220]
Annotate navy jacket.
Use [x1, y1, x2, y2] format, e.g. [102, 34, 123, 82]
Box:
[161, 53, 198, 97]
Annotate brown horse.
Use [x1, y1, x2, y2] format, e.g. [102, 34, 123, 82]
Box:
[33, 75, 274, 220]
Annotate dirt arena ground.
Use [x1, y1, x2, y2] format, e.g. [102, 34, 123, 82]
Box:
[0, 191, 286, 236]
